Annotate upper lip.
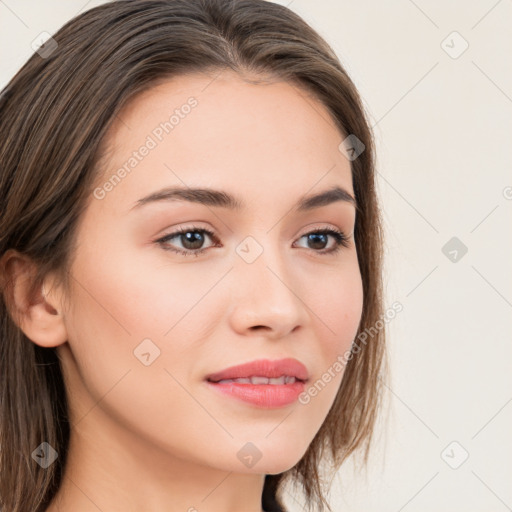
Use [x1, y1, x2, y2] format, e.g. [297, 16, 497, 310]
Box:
[206, 358, 309, 383]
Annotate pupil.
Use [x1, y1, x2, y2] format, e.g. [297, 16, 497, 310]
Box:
[183, 231, 204, 249]
[308, 233, 327, 249]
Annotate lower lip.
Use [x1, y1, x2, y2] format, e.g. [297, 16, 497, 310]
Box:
[206, 380, 306, 408]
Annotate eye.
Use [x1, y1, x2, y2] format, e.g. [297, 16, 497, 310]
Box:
[293, 227, 350, 254]
[155, 225, 350, 257]
[155, 226, 218, 258]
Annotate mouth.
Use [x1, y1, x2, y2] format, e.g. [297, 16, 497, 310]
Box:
[204, 358, 309, 408]
[207, 375, 305, 385]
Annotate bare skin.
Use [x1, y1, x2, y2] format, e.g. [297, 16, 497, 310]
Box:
[7, 70, 363, 511]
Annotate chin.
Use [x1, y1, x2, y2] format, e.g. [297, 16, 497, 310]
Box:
[256, 445, 309, 475]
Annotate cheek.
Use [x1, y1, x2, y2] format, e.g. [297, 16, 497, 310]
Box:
[72, 248, 216, 341]
[307, 260, 364, 351]
[62, 255, 214, 456]
[298, 261, 364, 404]
[62, 243, 227, 403]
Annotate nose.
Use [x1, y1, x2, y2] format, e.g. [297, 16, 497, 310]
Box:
[228, 239, 309, 339]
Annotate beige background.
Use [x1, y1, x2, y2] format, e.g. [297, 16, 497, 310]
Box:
[1, 1, 511, 510]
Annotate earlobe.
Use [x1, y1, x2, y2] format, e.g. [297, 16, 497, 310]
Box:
[1, 250, 68, 348]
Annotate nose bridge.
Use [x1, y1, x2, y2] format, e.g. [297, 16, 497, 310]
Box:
[237, 230, 291, 292]
[229, 231, 308, 334]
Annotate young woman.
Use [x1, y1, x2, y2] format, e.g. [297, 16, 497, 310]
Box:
[0, 1, 386, 511]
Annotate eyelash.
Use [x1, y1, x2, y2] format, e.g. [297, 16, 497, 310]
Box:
[155, 225, 350, 258]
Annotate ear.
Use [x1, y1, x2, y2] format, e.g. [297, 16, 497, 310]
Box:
[0, 250, 68, 348]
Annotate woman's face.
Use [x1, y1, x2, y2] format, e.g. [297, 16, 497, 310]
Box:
[58, 70, 363, 475]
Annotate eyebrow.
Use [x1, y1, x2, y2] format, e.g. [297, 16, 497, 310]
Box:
[130, 184, 357, 212]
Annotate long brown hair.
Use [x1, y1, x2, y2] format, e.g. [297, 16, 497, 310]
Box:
[0, 1, 387, 510]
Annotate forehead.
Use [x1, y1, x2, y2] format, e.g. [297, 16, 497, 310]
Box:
[93, 71, 354, 215]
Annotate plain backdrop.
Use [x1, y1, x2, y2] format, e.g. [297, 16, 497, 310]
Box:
[1, 1, 511, 511]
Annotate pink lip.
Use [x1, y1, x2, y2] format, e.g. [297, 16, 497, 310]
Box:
[206, 379, 306, 408]
[205, 358, 309, 408]
[205, 358, 309, 382]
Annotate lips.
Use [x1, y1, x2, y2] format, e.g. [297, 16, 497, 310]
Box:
[206, 357, 309, 383]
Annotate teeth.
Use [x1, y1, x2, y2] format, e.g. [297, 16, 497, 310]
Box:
[233, 377, 251, 384]
[251, 376, 269, 385]
[215, 375, 297, 385]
